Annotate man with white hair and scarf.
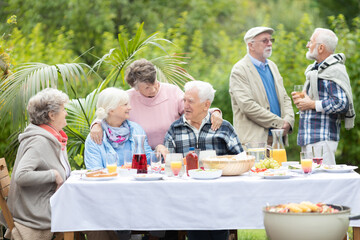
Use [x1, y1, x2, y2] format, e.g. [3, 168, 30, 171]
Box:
[229, 26, 294, 146]
[292, 28, 355, 165]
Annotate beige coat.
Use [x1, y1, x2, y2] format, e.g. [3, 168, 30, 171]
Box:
[7, 124, 68, 230]
[229, 55, 294, 145]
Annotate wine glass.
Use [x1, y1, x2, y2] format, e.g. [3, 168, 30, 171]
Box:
[294, 85, 304, 115]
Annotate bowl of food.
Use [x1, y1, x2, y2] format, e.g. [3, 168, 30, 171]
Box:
[263, 202, 360, 240]
[201, 155, 255, 176]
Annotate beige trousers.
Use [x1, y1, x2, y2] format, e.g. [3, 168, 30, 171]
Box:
[4, 222, 53, 240]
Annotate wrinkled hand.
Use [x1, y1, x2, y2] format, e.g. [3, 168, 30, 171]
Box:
[291, 92, 315, 111]
[90, 123, 103, 145]
[155, 144, 169, 159]
[282, 121, 291, 136]
[54, 170, 64, 191]
[210, 111, 223, 131]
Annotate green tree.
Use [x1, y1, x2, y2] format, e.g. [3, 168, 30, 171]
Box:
[0, 23, 194, 169]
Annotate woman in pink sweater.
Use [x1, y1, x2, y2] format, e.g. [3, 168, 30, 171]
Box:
[90, 59, 222, 155]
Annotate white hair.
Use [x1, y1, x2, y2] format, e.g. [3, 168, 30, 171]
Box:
[314, 28, 338, 53]
[184, 80, 216, 103]
[96, 87, 129, 120]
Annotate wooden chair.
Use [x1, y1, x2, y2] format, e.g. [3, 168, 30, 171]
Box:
[0, 157, 14, 234]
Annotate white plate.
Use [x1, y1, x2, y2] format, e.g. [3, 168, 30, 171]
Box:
[188, 169, 222, 180]
[134, 174, 163, 181]
[82, 175, 118, 181]
[322, 165, 358, 173]
[259, 172, 293, 179]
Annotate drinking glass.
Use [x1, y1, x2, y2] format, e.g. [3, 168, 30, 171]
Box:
[123, 150, 133, 169]
[165, 153, 184, 177]
[312, 145, 324, 165]
[300, 152, 313, 175]
[245, 142, 266, 163]
[199, 150, 216, 169]
[294, 85, 304, 114]
[106, 152, 118, 173]
[150, 152, 162, 173]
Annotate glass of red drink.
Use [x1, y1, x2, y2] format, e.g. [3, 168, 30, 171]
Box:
[312, 145, 323, 165]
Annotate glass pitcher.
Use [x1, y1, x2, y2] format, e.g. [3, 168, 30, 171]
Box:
[270, 129, 287, 166]
[132, 135, 147, 173]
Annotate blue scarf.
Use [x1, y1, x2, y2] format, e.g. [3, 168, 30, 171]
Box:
[101, 120, 130, 148]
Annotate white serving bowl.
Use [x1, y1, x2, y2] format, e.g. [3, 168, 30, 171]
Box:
[188, 169, 222, 179]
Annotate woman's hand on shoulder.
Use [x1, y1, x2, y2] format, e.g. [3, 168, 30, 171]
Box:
[210, 110, 223, 131]
[90, 123, 103, 145]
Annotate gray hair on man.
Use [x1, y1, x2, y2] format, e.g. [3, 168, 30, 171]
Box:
[184, 80, 216, 103]
[27, 88, 69, 125]
[96, 87, 129, 120]
[314, 28, 338, 53]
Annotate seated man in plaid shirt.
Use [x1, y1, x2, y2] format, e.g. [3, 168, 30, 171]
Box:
[163, 80, 243, 240]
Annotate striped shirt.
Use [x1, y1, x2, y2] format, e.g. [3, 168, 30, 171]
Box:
[298, 78, 349, 146]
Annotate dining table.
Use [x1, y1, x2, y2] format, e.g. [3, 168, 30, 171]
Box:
[50, 168, 360, 240]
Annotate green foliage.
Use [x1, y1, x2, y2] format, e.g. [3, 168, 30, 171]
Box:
[1, 1, 360, 169]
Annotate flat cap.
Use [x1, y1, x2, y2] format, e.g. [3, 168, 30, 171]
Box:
[244, 26, 274, 43]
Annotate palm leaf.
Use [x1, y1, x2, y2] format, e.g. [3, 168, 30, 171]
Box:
[0, 62, 90, 131]
[150, 54, 195, 88]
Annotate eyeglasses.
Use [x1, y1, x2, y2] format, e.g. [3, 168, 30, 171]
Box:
[252, 38, 275, 44]
[307, 41, 322, 45]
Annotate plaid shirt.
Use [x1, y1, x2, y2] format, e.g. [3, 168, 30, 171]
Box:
[298, 79, 349, 146]
[164, 114, 243, 155]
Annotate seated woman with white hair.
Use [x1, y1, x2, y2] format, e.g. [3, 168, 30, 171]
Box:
[84, 87, 153, 170]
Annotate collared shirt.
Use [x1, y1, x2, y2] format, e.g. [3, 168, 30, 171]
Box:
[298, 78, 349, 146]
[183, 113, 210, 141]
[164, 113, 243, 155]
[248, 54, 281, 133]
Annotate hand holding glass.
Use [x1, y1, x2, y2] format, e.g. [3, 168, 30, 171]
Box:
[300, 152, 312, 174]
[294, 85, 304, 114]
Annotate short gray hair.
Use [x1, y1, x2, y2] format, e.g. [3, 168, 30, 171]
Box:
[96, 87, 129, 120]
[27, 88, 69, 125]
[184, 80, 216, 103]
[314, 28, 338, 53]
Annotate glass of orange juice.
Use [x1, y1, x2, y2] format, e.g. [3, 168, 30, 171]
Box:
[300, 152, 312, 175]
[106, 152, 118, 173]
[168, 155, 184, 177]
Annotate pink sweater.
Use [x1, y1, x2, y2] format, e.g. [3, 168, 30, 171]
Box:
[127, 82, 184, 149]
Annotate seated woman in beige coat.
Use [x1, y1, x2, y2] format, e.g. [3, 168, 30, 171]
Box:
[5, 88, 70, 240]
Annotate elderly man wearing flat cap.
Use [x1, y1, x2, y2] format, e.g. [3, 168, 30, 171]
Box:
[229, 26, 294, 145]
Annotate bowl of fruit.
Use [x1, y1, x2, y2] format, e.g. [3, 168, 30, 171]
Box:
[202, 155, 255, 176]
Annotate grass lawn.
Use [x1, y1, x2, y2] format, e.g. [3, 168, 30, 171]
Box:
[237, 228, 353, 240]
[237, 229, 268, 240]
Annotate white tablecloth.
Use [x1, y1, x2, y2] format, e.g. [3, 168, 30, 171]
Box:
[50, 171, 360, 232]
